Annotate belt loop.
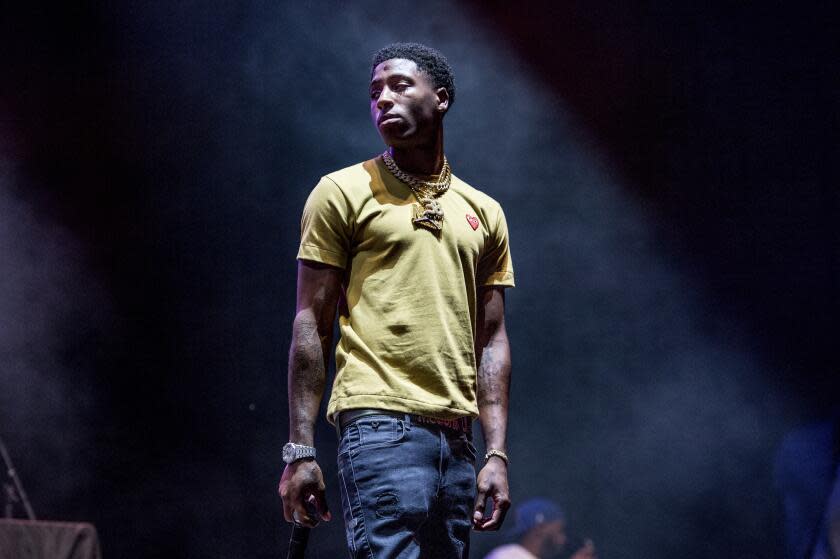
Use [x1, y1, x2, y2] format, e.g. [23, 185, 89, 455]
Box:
[403, 414, 412, 430]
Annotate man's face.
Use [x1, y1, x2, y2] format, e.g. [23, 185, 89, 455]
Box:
[369, 58, 447, 147]
[539, 520, 568, 557]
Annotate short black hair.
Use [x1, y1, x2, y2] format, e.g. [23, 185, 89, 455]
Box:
[371, 42, 456, 106]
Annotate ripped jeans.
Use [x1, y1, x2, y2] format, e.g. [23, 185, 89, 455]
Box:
[336, 413, 477, 559]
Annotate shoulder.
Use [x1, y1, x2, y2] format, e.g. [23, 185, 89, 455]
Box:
[450, 173, 504, 214]
[321, 158, 381, 195]
[303, 159, 381, 213]
[483, 543, 534, 559]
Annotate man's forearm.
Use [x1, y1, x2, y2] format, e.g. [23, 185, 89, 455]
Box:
[288, 311, 330, 445]
[476, 331, 511, 452]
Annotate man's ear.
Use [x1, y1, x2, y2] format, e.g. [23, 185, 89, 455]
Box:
[436, 87, 450, 114]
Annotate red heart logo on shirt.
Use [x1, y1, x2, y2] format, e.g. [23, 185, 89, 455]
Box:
[466, 214, 480, 230]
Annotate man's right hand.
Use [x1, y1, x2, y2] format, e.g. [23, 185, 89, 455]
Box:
[279, 459, 331, 528]
[570, 539, 597, 559]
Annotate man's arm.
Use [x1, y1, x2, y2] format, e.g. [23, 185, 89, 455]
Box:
[472, 286, 512, 531]
[278, 260, 343, 527]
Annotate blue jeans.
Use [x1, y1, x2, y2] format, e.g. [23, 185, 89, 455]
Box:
[336, 413, 477, 559]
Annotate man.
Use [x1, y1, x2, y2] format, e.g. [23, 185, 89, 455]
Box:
[278, 42, 516, 558]
[484, 498, 597, 559]
[775, 411, 840, 559]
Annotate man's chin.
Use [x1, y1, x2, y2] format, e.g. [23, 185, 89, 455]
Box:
[378, 129, 418, 148]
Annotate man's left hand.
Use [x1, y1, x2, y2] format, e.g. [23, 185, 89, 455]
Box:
[472, 457, 510, 531]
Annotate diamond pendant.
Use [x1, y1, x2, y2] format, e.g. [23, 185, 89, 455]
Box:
[411, 199, 444, 231]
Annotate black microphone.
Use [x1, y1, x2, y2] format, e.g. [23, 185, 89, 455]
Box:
[287, 497, 319, 559]
[287, 522, 311, 559]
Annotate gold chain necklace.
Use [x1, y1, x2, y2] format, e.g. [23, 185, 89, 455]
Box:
[382, 150, 450, 231]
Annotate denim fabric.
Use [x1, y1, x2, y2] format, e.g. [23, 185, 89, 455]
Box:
[337, 413, 477, 559]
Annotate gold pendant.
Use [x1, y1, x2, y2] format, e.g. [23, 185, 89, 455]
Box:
[412, 199, 444, 231]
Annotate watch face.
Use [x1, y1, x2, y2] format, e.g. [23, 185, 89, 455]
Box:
[282, 443, 295, 463]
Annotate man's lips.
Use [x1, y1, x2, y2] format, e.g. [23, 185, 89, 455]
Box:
[378, 113, 402, 126]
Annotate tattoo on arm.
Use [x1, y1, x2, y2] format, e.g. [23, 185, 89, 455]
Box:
[476, 324, 511, 452]
[477, 342, 506, 406]
[288, 313, 329, 444]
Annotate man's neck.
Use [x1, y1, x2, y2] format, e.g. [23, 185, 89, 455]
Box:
[388, 130, 445, 176]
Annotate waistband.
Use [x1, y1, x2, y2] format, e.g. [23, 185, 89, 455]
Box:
[336, 408, 472, 438]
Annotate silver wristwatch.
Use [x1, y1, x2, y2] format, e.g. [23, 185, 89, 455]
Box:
[282, 442, 317, 464]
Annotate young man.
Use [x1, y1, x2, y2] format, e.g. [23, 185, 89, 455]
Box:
[484, 498, 598, 559]
[279, 42, 515, 558]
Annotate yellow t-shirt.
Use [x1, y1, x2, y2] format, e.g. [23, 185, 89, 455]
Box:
[297, 156, 514, 423]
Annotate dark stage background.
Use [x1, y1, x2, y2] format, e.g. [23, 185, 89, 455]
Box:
[1, 2, 837, 558]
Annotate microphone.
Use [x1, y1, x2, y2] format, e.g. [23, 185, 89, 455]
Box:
[286, 497, 319, 559]
[286, 521, 311, 559]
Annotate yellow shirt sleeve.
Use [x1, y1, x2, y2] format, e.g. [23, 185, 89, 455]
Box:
[478, 205, 515, 287]
[297, 176, 352, 269]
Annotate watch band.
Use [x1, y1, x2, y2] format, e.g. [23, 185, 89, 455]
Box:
[283, 442, 317, 464]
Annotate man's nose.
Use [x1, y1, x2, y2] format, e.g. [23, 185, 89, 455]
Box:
[376, 87, 394, 111]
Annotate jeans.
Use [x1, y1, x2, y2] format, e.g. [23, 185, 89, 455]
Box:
[337, 413, 477, 559]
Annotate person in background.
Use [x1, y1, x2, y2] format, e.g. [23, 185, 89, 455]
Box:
[775, 410, 840, 559]
[484, 497, 597, 559]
